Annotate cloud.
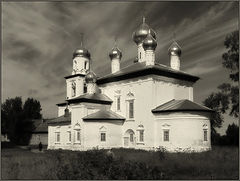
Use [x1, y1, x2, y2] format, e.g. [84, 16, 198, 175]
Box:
[2, 0, 238, 129]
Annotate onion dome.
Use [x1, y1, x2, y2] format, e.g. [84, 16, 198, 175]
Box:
[132, 17, 156, 45]
[168, 41, 182, 56]
[109, 46, 122, 60]
[73, 47, 91, 59]
[85, 71, 97, 83]
[143, 30, 157, 51]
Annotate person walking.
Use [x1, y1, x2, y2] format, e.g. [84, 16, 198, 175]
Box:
[39, 142, 43, 152]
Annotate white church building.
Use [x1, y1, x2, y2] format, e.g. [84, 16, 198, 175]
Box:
[48, 18, 213, 152]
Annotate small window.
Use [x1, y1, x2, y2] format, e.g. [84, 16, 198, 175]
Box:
[129, 100, 134, 119]
[139, 130, 144, 142]
[163, 130, 169, 142]
[204, 130, 207, 141]
[117, 96, 121, 111]
[101, 133, 106, 142]
[56, 132, 60, 142]
[72, 81, 76, 97]
[68, 131, 71, 142]
[84, 83, 87, 93]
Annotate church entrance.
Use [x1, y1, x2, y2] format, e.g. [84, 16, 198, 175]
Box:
[124, 129, 135, 147]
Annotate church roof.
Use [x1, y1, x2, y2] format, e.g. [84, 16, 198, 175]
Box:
[152, 99, 214, 113]
[83, 109, 125, 121]
[47, 113, 71, 125]
[33, 121, 48, 133]
[57, 93, 113, 106]
[97, 61, 199, 85]
[31, 118, 54, 133]
[64, 73, 85, 79]
[68, 93, 112, 104]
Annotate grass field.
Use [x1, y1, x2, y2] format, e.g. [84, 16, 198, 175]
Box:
[1, 146, 239, 180]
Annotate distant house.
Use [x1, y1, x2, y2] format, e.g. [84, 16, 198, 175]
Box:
[1, 131, 10, 142]
[30, 119, 50, 146]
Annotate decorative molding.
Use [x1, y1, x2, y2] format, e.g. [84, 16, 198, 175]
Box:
[115, 90, 121, 94]
[162, 123, 171, 128]
[127, 91, 134, 98]
[99, 126, 107, 132]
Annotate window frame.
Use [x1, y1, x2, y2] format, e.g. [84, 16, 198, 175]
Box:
[128, 100, 134, 119]
[55, 132, 60, 143]
[100, 132, 106, 142]
[163, 130, 170, 142]
[116, 96, 121, 111]
[203, 129, 208, 141]
[71, 81, 76, 97]
[67, 131, 71, 143]
[83, 83, 87, 93]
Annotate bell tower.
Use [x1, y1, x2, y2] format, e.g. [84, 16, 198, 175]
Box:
[72, 33, 90, 75]
[65, 33, 90, 100]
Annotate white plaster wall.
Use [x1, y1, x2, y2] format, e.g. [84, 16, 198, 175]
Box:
[73, 56, 89, 74]
[99, 76, 156, 149]
[170, 56, 180, 70]
[83, 121, 124, 149]
[154, 111, 211, 152]
[152, 75, 194, 108]
[47, 124, 72, 150]
[66, 77, 85, 99]
[111, 58, 120, 73]
[145, 50, 155, 66]
[99, 75, 196, 150]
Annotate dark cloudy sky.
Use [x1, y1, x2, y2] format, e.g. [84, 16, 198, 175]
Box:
[2, 1, 239, 135]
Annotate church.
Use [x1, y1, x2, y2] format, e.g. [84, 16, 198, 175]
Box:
[47, 18, 213, 152]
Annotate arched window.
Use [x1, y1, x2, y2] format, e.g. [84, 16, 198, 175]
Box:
[124, 129, 135, 147]
[99, 126, 107, 142]
[74, 124, 81, 144]
[72, 81, 76, 97]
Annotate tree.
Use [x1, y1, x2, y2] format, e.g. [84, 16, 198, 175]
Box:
[1, 97, 42, 145]
[23, 98, 42, 119]
[203, 30, 239, 138]
[1, 97, 23, 143]
[218, 30, 239, 117]
[225, 123, 239, 146]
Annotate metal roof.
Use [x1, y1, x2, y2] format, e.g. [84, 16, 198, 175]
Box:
[57, 93, 113, 106]
[47, 113, 71, 125]
[83, 109, 125, 121]
[152, 99, 214, 113]
[97, 61, 199, 85]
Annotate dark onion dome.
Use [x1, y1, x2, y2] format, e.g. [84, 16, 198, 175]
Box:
[132, 18, 156, 45]
[73, 47, 91, 59]
[109, 46, 122, 60]
[168, 41, 182, 57]
[142, 31, 157, 51]
[85, 71, 97, 83]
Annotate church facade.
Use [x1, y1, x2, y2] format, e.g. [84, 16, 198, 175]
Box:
[47, 18, 213, 152]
